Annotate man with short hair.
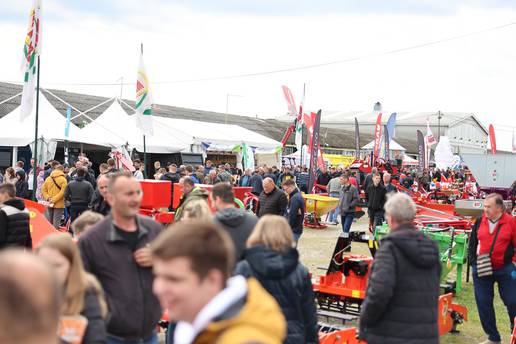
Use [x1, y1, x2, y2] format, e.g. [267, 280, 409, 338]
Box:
[469, 193, 516, 344]
[14, 160, 24, 173]
[152, 221, 286, 343]
[257, 177, 288, 218]
[91, 173, 111, 216]
[161, 163, 181, 210]
[204, 160, 213, 175]
[281, 179, 305, 243]
[107, 158, 118, 173]
[359, 193, 440, 343]
[327, 174, 342, 225]
[338, 174, 359, 235]
[316, 165, 331, 192]
[0, 183, 32, 249]
[249, 168, 264, 196]
[215, 165, 232, 184]
[174, 176, 209, 222]
[65, 167, 94, 224]
[239, 168, 253, 187]
[133, 159, 144, 179]
[0, 250, 61, 344]
[79, 172, 163, 344]
[212, 182, 257, 261]
[383, 172, 398, 194]
[365, 174, 387, 231]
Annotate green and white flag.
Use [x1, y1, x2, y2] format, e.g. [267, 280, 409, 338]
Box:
[135, 52, 153, 136]
[20, 0, 42, 122]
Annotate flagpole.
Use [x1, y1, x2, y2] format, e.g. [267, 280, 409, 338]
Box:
[31, 55, 40, 200]
[141, 42, 147, 179]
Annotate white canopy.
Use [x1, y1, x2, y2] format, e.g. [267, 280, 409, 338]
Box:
[81, 101, 192, 153]
[402, 155, 419, 166]
[153, 116, 280, 150]
[0, 92, 102, 146]
[362, 139, 406, 151]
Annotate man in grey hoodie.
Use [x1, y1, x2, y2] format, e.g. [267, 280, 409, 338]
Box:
[338, 174, 359, 236]
[212, 182, 258, 261]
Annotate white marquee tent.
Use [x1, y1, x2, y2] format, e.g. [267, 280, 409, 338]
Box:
[0, 92, 103, 147]
[81, 101, 193, 153]
[361, 139, 406, 151]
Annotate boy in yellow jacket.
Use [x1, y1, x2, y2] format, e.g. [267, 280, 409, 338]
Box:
[152, 221, 286, 344]
[42, 165, 68, 228]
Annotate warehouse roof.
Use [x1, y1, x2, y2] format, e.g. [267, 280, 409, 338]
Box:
[0, 82, 418, 152]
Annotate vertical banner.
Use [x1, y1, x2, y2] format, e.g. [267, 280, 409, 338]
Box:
[64, 106, 71, 165]
[354, 117, 360, 158]
[386, 112, 396, 143]
[373, 113, 382, 162]
[417, 130, 425, 172]
[308, 110, 321, 193]
[383, 124, 390, 160]
[512, 129, 516, 154]
[488, 124, 496, 155]
[281, 85, 297, 116]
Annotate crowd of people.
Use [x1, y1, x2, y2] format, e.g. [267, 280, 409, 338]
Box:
[0, 154, 514, 344]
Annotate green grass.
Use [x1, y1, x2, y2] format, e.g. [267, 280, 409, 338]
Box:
[297, 217, 513, 344]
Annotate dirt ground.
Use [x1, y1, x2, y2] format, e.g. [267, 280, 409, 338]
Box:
[297, 216, 513, 344]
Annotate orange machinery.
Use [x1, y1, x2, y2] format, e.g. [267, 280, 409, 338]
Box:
[139, 180, 174, 224]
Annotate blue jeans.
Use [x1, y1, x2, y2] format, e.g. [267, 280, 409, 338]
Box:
[328, 192, 340, 223]
[473, 263, 516, 342]
[107, 334, 158, 344]
[293, 232, 302, 246]
[341, 213, 354, 234]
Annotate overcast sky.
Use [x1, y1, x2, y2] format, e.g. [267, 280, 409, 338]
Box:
[2, 0, 516, 150]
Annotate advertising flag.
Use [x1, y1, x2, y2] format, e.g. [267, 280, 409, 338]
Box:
[354, 117, 360, 158]
[20, 0, 42, 121]
[373, 113, 382, 162]
[135, 52, 154, 136]
[308, 110, 322, 193]
[488, 124, 496, 155]
[417, 130, 425, 172]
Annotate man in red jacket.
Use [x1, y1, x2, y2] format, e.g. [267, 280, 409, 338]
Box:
[469, 193, 516, 344]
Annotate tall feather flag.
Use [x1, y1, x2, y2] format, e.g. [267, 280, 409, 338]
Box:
[281, 85, 297, 116]
[424, 119, 436, 168]
[384, 113, 397, 160]
[354, 118, 360, 158]
[512, 129, 516, 154]
[20, 0, 42, 122]
[135, 51, 154, 136]
[488, 124, 496, 155]
[373, 113, 382, 162]
[294, 84, 305, 153]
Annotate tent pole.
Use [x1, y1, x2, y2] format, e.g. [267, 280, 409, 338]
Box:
[31, 56, 41, 200]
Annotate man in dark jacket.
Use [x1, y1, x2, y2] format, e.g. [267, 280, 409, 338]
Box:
[366, 174, 387, 231]
[249, 168, 264, 196]
[316, 166, 331, 192]
[160, 163, 180, 210]
[65, 167, 94, 223]
[79, 172, 162, 343]
[0, 183, 32, 249]
[282, 179, 305, 243]
[468, 193, 516, 344]
[359, 192, 440, 344]
[338, 174, 359, 235]
[90, 173, 111, 216]
[212, 182, 257, 261]
[257, 178, 288, 218]
[70, 160, 96, 187]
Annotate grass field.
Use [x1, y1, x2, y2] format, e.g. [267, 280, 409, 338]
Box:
[297, 217, 513, 344]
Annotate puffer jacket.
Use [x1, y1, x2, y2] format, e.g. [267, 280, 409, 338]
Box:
[257, 187, 288, 218]
[0, 198, 32, 249]
[235, 245, 318, 344]
[42, 169, 68, 208]
[359, 224, 441, 344]
[214, 207, 258, 261]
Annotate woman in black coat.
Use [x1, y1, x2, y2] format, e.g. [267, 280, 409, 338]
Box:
[234, 215, 319, 344]
[15, 170, 29, 199]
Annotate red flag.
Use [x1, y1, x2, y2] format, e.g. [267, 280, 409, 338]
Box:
[373, 113, 383, 161]
[281, 85, 297, 116]
[489, 124, 496, 155]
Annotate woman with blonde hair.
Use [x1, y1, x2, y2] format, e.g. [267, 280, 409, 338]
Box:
[234, 215, 318, 344]
[36, 233, 107, 343]
[181, 199, 213, 222]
